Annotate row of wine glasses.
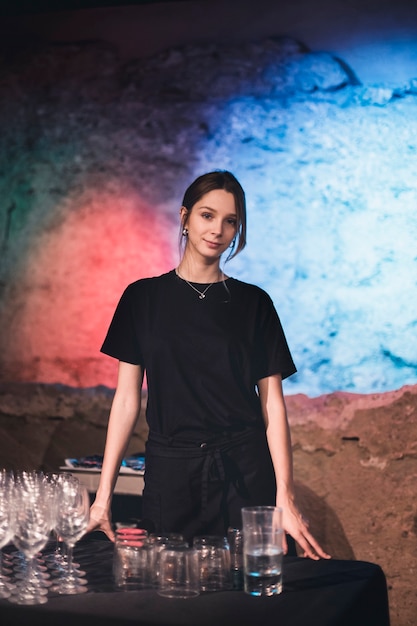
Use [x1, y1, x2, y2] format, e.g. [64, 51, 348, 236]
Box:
[0, 470, 15, 599]
[0, 469, 90, 605]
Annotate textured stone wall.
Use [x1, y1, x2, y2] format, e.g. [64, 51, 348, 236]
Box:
[1, 37, 416, 394]
[1, 35, 417, 624]
[1, 381, 416, 624]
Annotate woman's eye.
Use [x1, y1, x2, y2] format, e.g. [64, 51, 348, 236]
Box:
[227, 219, 237, 226]
[202, 213, 212, 219]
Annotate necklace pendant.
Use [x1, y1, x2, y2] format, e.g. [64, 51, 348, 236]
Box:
[199, 293, 205, 299]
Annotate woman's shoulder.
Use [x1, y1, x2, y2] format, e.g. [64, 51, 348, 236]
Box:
[229, 277, 273, 302]
[121, 270, 175, 299]
[125, 270, 175, 290]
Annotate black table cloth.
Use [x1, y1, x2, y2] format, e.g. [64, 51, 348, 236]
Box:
[0, 536, 390, 626]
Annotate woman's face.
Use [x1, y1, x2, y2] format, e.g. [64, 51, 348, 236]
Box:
[181, 189, 238, 262]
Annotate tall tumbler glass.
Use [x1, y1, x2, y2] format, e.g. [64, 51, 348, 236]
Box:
[241, 506, 283, 597]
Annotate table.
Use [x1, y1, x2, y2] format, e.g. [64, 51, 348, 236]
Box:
[0, 536, 390, 626]
[60, 467, 145, 526]
[59, 466, 144, 496]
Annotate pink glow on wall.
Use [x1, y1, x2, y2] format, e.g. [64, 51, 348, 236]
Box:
[4, 187, 177, 388]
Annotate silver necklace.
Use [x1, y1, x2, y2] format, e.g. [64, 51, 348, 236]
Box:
[176, 268, 216, 299]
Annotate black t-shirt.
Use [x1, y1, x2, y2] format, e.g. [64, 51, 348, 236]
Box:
[101, 270, 296, 439]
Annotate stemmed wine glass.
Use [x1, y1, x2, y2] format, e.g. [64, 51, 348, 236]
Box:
[43, 473, 72, 570]
[0, 470, 16, 599]
[52, 480, 90, 595]
[47, 474, 86, 589]
[10, 471, 53, 605]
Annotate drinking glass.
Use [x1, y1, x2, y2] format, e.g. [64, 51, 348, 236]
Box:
[52, 481, 90, 594]
[42, 473, 67, 567]
[192, 535, 232, 592]
[113, 528, 150, 589]
[227, 527, 244, 590]
[0, 470, 15, 599]
[45, 473, 86, 584]
[241, 505, 283, 596]
[158, 545, 200, 598]
[148, 533, 187, 588]
[10, 472, 52, 605]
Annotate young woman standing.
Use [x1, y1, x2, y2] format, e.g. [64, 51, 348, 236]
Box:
[87, 170, 330, 560]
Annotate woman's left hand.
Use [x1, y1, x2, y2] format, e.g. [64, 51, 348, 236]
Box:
[278, 495, 331, 560]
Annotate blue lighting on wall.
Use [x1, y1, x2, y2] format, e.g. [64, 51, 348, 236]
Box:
[191, 82, 417, 396]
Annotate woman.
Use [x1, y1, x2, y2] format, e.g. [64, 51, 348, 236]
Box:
[87, 170, 330, 560]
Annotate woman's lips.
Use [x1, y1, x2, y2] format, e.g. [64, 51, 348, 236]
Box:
[204, 240, 222, 248]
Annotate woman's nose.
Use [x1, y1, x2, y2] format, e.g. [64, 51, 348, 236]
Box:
[211, 219, 223, 234]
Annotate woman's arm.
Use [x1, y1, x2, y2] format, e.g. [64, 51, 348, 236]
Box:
[257, 373, 330, 560]
[87, 360, 144, 541]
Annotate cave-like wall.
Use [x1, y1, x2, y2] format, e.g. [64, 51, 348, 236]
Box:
[1, 36, 416, 395]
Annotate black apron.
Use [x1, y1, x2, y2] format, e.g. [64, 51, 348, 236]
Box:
[141, 427, 276, 542]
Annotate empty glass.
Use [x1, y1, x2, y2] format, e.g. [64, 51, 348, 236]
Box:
[158, 546, 200, 599]
[148, 533, 187, 589]
[0, 470, 15, 599]
[113, 528, 150, 589]
[47, 474, 87, 590]
[227, 527, 244, 590]
[52, 480, 90, 595]
[192, 535, 232, 592]
[10, 472, 53, 605]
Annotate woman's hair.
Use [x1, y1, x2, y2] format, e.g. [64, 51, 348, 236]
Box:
[180, 170, 247, 260]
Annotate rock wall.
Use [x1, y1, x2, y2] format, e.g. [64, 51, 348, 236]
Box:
[0, 382, 416, 624]
[1, 33, 416, 625]
[1, 37, 416, 395]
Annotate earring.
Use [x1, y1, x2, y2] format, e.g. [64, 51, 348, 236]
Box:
[182, 227, 188, 237]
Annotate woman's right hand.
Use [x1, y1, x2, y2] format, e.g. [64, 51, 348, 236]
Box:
[87, 502, 116, 542]
[85, 363, 144, 544]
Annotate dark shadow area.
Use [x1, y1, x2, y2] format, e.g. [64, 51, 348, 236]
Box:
[294, 481, 355, 560]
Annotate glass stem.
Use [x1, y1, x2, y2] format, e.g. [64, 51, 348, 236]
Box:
[25, 556, 35, 591]
[0, 550, 5, 584]
[0, 549, 11, 598]
[66, 544, 74, 580]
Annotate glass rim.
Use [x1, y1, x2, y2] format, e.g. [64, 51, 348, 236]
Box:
[241, 505, 282, 513]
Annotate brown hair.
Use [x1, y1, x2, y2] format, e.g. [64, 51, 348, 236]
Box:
[180, 170, 247, 260]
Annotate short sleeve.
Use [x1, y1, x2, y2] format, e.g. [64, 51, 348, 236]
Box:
[253, 291, 297, 382]
[100, 284, 143, 365]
